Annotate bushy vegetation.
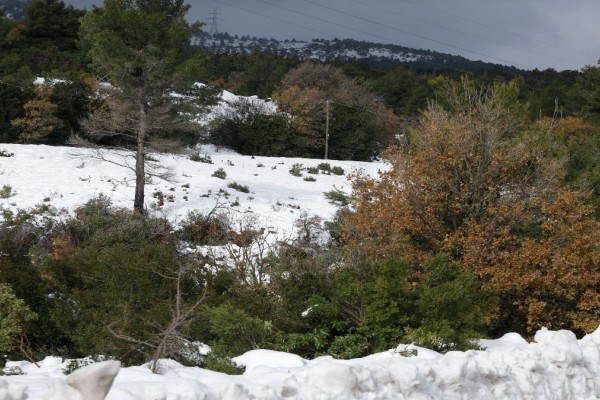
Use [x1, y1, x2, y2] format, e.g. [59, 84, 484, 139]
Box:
[341, 80, 600, 337]
[227, 182, 250, 193]
[190, 153, 213, 164]
[211, 167, 227, 179]
[0, 193, 498, 367]
[0, 185, 14, 198]
[1, 0, 600, 375]
[0, 283, 37, 355]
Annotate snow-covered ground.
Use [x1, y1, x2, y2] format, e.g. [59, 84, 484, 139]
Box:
[1, 135, 599, 398]
[1, 326, 600, 399]
[0, 143, 380, 238]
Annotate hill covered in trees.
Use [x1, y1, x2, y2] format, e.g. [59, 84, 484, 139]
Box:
[196, 31, 523, 74]
[0, 0, 29, 19]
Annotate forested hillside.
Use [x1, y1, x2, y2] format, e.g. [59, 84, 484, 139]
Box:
[0, 0, 29, 19]
[195, 31, 523, 74]
[1, 0, 599, 388]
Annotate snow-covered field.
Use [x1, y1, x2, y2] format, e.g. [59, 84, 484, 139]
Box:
[0, 143, 380, 238]
[2, 143, 600, 399]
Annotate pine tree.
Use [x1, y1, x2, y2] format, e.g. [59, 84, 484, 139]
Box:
[79, 0, 202, 213]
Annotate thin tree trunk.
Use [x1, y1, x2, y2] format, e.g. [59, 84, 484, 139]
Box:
[134, 92, 147, 214]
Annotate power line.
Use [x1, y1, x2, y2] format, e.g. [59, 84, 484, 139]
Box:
[395, 0, 595, 60]
[344, 0, 581, 69]
[212, 0, 338, 41]
[303, 0, 530, 69]
[251, 0, 414, 48]
[216, 0, 524, 73]
[214, 0, 449, 70]
[205, 8, 223, 35]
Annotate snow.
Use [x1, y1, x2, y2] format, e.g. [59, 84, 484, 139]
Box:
[1, 87, 599, 398]
[195, 34, 433, 65]
[196, 85, 278, 126]
[1, 327, 600, 399]
[232, 350, 306, 374]
[0, 143, 380, 238]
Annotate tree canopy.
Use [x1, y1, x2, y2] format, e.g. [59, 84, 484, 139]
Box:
[79, 0, 205, 213]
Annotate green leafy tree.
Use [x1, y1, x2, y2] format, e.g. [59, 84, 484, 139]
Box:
[209, 98, 296, 156]
[0, 66, 34, 142]
[79, 0, 202, 213]
[407, 254, 494, 352]
[370, 67, 433, 117]
[238, 48, 299, 98]
[576, 64, 600, 124]
[0, 283, 37, 356]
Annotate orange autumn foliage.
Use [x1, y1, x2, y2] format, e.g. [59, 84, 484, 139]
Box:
[11, 84, 63, 143]
[343, 84, 600, 336]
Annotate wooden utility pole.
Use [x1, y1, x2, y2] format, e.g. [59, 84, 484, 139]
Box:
[324, 99, 330, 160]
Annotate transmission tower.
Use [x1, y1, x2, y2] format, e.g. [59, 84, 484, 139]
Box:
[206, 9, 223, 36]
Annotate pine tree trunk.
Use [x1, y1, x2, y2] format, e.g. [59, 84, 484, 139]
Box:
[134, 92, 147, 214]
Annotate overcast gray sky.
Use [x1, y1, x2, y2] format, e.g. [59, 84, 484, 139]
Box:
[66, 0, 600, 71]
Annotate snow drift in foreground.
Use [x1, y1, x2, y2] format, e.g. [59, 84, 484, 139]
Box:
[2, 326, 600, 400]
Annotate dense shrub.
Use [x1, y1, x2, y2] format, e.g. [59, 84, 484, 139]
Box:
[227, 182, 250, 193]
[0, 283, 37, 355]
[30, 197, 204, 364]
[190, 153, 213, 163]
[209, 99, 300, 157]
[211, 168, 227, 179]
[177, 211, 230, 246]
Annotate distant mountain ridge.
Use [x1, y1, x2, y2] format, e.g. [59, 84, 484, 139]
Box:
[0, 0, 29, 19]
[195, 31, 523, 74]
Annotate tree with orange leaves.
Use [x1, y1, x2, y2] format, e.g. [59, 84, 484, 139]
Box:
[11, 84, 63, 143]
[273, 62, 399, 160]
[343, 79, 600, 336]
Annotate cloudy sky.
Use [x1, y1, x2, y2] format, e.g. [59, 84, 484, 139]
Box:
[66, 0, 600, 71]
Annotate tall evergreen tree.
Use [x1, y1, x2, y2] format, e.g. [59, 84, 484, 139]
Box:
[79, 0, 202, 213]
[20, 0, 85, 72]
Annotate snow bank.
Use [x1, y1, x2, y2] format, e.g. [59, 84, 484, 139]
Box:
[2, 326, 600, 399]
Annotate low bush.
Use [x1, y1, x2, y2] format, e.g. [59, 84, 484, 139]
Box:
[0, 149, 14, 157]
[317, 163, 344, 176]
[211, 168, 227, 179]
[317, 163, 332, 173]
[0, 185, 14, 199]
[227, 182, 250, 193]
[289, 164, 303, 177]
[177, 211, 230, 246]
[331, 166, 345, 176]
[190, 153, 213, 163]
[324, 188, 349, 206]
[0, 283, 37, 355]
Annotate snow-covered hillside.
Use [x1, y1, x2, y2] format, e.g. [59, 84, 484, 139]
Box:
[1, 87, 599, 399]
[2, 326, 600, 399]
[2, 144, 600, 399]
[0, 144, 600, 400]
[195, 33, 434, 66]
[193, 32, 522, 73]
[0, 143, 380, 237]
